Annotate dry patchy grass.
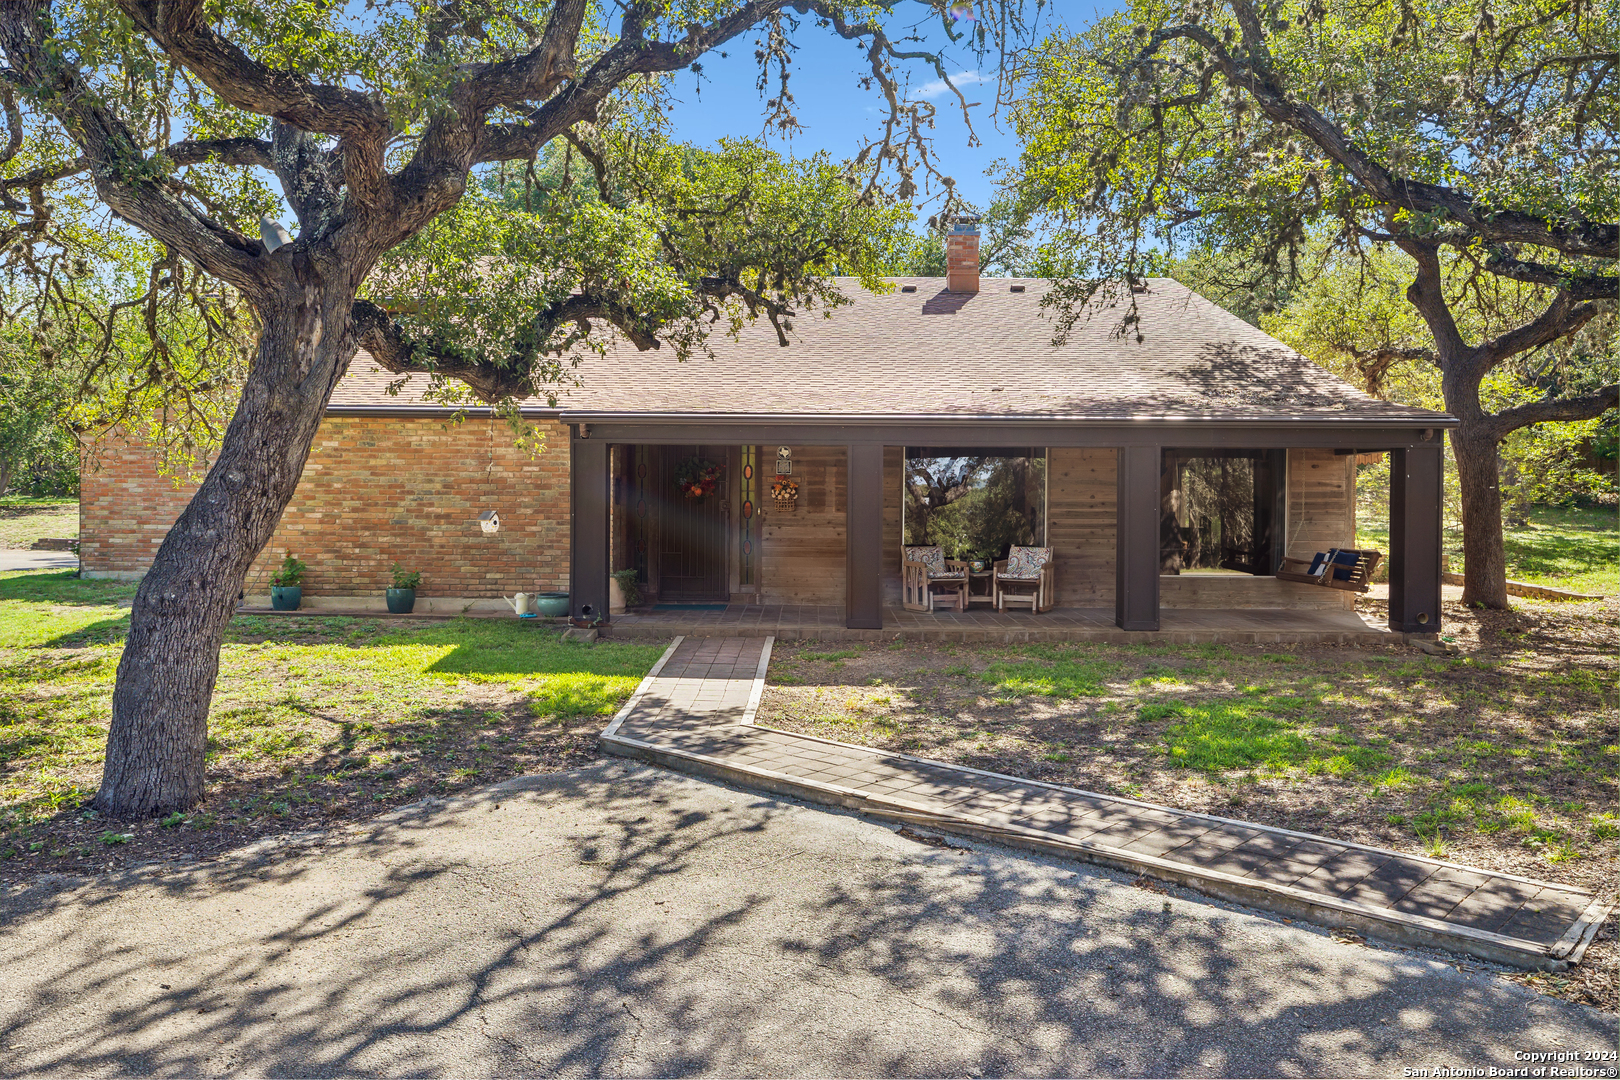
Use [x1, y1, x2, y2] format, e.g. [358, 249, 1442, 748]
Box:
[759, 599, 1619, 1009]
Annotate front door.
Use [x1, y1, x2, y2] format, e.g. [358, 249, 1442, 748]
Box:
[656, 445, 729, 601]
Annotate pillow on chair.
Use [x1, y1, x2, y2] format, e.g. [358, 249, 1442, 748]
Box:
[904, 546, 955, 578]
[1001, 546, 1051, 580]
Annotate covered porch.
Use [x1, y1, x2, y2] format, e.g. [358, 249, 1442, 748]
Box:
[600, 601, 1394, 644]
[567, 418, 1448, 639]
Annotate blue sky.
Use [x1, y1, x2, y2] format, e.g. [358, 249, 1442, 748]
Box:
[662, 4, 1110, 216]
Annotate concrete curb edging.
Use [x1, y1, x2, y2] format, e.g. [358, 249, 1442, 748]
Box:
[600, 729, 1610, 972]
[741, 636, 774, 727]
[1439, 573, 1605, 602]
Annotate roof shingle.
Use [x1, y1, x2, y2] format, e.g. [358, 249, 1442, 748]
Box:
[329, 277, 1448, 423]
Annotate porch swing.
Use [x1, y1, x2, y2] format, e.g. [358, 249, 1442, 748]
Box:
[1276, 548, 1384, 593]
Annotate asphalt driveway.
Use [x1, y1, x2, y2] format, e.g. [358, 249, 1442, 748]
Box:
[1, 761, 1610, 1077]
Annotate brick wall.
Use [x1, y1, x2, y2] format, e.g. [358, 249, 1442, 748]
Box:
[80, 417, 573, 598]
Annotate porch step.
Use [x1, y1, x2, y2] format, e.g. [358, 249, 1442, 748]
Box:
[603, 604, 1398, 645]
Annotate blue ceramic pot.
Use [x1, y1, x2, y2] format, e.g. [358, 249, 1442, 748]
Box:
[533, 592, 570, 618]
[385, 588, 416, 614]
[270, 586, 301, 611]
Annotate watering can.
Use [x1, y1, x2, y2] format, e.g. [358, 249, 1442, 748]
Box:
[504, 592, 531, 616]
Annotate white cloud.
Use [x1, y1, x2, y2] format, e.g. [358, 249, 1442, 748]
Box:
[912, 69, 987, 100]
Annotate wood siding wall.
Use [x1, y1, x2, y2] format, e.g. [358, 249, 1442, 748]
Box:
[714, 443, 1360, 612]
[1285, 448, 1357, 560]
[1047, 448, 1118, 605]
[760, 445, 847, 604]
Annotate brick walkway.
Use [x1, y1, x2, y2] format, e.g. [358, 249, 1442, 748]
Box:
[602, 636, 1611, 972]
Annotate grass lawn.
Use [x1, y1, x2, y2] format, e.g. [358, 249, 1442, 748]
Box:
[761, 606, 1619, 893]
[0, 497, 77, 550]
[1358, 503, 1618, 596]
[0, 569, 666, 876]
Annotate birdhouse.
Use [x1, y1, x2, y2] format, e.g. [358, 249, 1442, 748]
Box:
[479, 511, 500, 535]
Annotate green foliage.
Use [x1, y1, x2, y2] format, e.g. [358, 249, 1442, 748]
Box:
[1009, 0, 1616, 294]
[271, 555, 306, 587]
[367, 135, 917, 405]
[609, 569, 641, 608]
[0, 348, 77, 497]
[390, 564, 422, 591]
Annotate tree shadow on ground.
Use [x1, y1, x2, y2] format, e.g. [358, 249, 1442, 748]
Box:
[0, 761, 1606, 1077]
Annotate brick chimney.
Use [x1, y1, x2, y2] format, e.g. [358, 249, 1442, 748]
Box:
[946, 218, 980, 293]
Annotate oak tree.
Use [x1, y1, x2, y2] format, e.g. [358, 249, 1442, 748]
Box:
[0, 0, 1024, 815]
[1004, 0, 1617, 607]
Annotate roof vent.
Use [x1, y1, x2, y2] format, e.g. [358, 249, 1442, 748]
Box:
[901, 284, 917, 293]
[1009, 284, 1025, 293]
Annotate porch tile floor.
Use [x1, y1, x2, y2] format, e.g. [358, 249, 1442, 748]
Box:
[601, 636, 1610, 971]
[605, 604, 1396, 644]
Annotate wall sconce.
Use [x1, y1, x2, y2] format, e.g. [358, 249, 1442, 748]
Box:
[479, 511, 501, 535]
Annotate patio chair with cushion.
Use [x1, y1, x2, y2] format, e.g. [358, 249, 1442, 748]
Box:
[994, 546, 1055, 613]
[902, 545, 970, 612]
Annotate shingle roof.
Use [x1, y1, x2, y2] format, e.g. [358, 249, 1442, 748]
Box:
[328, 277, 1449, 424]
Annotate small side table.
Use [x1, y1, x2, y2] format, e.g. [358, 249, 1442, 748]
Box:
[966, 569, 996, 607]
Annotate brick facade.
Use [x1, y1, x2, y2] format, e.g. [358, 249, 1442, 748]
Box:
[80, 417, 572, 599]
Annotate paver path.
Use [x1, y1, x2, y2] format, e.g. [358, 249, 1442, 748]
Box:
[603, 636, 1612, 972]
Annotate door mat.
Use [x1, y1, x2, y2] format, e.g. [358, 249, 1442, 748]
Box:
[651, 603, 729, 611]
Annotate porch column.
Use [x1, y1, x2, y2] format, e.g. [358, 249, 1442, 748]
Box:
[569, 432, 611, 624]
[846, 442, 885, 629]
[1388, 442, 1443, 633]
[1115, 444, 1161, 631]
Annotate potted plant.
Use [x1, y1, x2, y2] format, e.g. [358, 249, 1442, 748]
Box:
[387, 564, 421, 614]
[270, 554, 305, 611]
[609, 569, 642, 614]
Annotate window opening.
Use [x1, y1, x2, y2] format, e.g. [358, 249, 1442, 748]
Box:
[1160, 450, 1286, 576]
[902, 447, 1047, 561]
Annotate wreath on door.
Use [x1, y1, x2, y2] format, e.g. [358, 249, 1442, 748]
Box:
[675, 456, 724, 499]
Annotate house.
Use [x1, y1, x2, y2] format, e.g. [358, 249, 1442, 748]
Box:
[79, 225, 1453, 635]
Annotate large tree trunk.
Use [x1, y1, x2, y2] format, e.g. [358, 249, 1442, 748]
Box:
[1404, 247, 1515, 612]
[94, 253, 358, 818]
[1449, 426, 1511, 610]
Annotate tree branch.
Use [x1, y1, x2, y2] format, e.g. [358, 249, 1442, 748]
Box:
[0, 0, 269, 292]
[1159, 3, 1620, 260]
[165, 136, 274, 169]
[113, 0, 391, 141]
[1478, 290, 1605, 367]
[456, 0, 588, 112]
[1489, 385, 1619, 438]
[1482, 248, 1619, 303]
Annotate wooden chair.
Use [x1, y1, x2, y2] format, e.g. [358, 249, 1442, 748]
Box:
[994, 546, 1056, 613]
[1276, 548, 1383, 593]
[902, 545, 970, 612]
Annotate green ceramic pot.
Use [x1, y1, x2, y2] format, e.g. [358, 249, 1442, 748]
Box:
[385, 588, 416, 614]
[533, 592, 570, 618]
[270, 585, 301, 611]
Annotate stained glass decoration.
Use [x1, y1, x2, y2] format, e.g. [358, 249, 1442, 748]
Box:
[740, 445, 757, 587]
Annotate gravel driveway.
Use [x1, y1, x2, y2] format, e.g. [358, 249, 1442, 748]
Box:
[1, 761, 1610, 1078]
